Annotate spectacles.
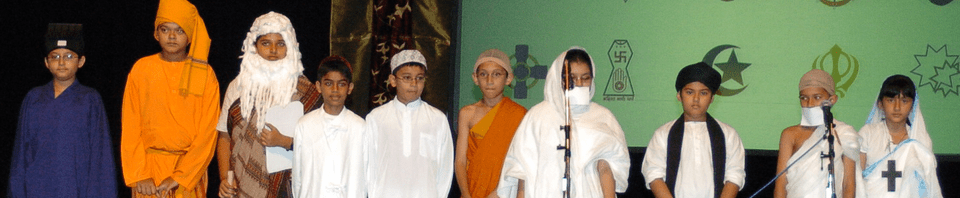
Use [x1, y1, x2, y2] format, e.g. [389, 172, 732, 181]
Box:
[47, 53, 77, 61]
[395, 75, 427, 83]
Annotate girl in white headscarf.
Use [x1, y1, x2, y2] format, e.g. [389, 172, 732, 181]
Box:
[859, 74, 942, 198]
[494, 47, 631, 198]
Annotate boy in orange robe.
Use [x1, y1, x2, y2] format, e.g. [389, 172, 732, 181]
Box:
[456, 49, 528, 198]
[120, 0, 219, 197]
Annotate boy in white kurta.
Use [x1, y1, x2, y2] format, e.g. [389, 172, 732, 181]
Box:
[365, 50, 454, 198]
[292, 56, 366, 198]
[641, 62, 746, 198]
[859, 75, 942, 198]
[494, 47, 631, 198]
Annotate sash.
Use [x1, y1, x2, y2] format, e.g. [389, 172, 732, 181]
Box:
[666, 113, 725, 197]
[466, 97, 526, 198]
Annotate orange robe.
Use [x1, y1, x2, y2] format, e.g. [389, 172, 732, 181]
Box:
[121, 54, 220, 198]
[466, 97, 527, 198]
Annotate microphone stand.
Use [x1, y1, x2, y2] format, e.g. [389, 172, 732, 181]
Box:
[821, 104, 837, 198]
[556, 63, 573, 198]
[747, 103, 837, 198]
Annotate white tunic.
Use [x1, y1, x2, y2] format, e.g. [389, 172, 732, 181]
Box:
[365, 98, 454, 198]
[495, 103, 631, 198]
[860, 122, 942, 198]
[784, 121, 864, 198]
[494, 47, 631, 198]
[640, 119, 746, 198]
[292, 106, 366, 198]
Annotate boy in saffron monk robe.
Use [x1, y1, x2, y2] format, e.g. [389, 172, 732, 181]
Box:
[455, 49, 527, 198]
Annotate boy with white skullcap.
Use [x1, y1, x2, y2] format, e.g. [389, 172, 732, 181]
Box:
[364, 49, 454, 198]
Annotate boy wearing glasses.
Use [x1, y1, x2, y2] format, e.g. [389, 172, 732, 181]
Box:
[9, 23, 117, 198]
[364, 49, 454, 198]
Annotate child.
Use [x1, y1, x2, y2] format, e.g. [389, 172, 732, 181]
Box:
[495, 47, 630, 198]
[291, 56, 366, 198]
[859, 75, 942, 197]
[455, 49, 527, 198]
[641, 62, 745, 198]
[215, 11, 320, 198]
[774, 69, 861, 198]
[364, 49, 454, 198]
[120, 0, 220, 197]
[8, 23, 117, 198]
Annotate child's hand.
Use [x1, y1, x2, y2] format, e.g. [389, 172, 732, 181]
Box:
[135, 178, 157, 196]
[218, 177, 237, 198]
[156, 177, 179, 198]
[260, 123, 292, 149]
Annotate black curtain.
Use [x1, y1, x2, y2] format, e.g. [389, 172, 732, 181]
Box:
[0, 0, 330, 197]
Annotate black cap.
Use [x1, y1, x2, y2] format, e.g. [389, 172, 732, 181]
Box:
[675, 62, 721, 93]
[44, 23, 84, 56]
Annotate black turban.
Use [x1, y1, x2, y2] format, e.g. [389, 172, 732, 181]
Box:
[675, 62, 721, 93]
[44, 23, 84, 56]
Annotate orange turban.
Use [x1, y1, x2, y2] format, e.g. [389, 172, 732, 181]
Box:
[156, 0, 211, 96]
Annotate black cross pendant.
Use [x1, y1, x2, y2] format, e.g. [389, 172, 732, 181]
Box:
[880, 160, 901, 192]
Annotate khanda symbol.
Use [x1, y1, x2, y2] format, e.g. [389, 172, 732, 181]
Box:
[812, 44, 860, 98]
[510, 45, 549, 99]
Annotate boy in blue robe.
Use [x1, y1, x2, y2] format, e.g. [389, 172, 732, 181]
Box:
[8, 23, 117, 198]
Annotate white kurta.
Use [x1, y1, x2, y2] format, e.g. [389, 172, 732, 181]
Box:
[860, 122, 942, 198]
[365, 98, 454, 198]
[640, 119, 746, 198]
[785, 121, 864, 198]
[292, 106, 366, 198]
[496, 103, 631, 198]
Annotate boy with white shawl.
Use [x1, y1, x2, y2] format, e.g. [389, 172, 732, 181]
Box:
[859, 75, 942, 198]
[641, 62, 746, 198]
[774, 69, 863, 198]
[216, 12, 321, 198]
[494, 47, 631, 198]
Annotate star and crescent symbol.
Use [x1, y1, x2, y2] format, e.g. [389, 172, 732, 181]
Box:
[703, 45, 752, 96]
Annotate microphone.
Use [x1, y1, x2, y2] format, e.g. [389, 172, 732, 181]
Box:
[820, 100, 833, 124]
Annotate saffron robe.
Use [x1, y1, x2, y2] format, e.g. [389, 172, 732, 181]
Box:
[292, 105, 367, 198]
[9, 81, 117, 198]
[466, 97, 527, 198]
[121, 54, 220, 197]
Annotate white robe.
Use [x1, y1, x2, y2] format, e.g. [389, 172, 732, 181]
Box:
[640, 119, 746, 198]
[785, 121, 864, 198]
[860, 122, 942, 198]
[495, 47, 631, 198]
[365, 97, 454, 198]
[292, 106, 366, 198]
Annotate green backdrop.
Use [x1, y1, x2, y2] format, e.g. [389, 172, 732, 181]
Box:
[458, 0, 960, 154]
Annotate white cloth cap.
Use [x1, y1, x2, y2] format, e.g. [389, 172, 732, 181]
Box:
[390, 49, 427, 72]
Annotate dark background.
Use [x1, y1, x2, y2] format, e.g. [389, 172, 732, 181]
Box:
[0, 0, 330, 196]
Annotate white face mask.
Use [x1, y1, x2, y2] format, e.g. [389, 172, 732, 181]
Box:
[800, 107, 825, 126]
[566, 86, 591, 115]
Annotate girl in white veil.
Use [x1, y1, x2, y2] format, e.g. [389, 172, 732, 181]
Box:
[859, 74, 941, 198]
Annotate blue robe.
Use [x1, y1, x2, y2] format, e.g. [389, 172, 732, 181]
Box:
[8, 81, 117, 198]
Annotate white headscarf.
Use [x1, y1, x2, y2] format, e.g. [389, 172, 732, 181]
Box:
[235, 11, 304, 130]
[544, 47, 597, 117]
[864, 84, 932, 151]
